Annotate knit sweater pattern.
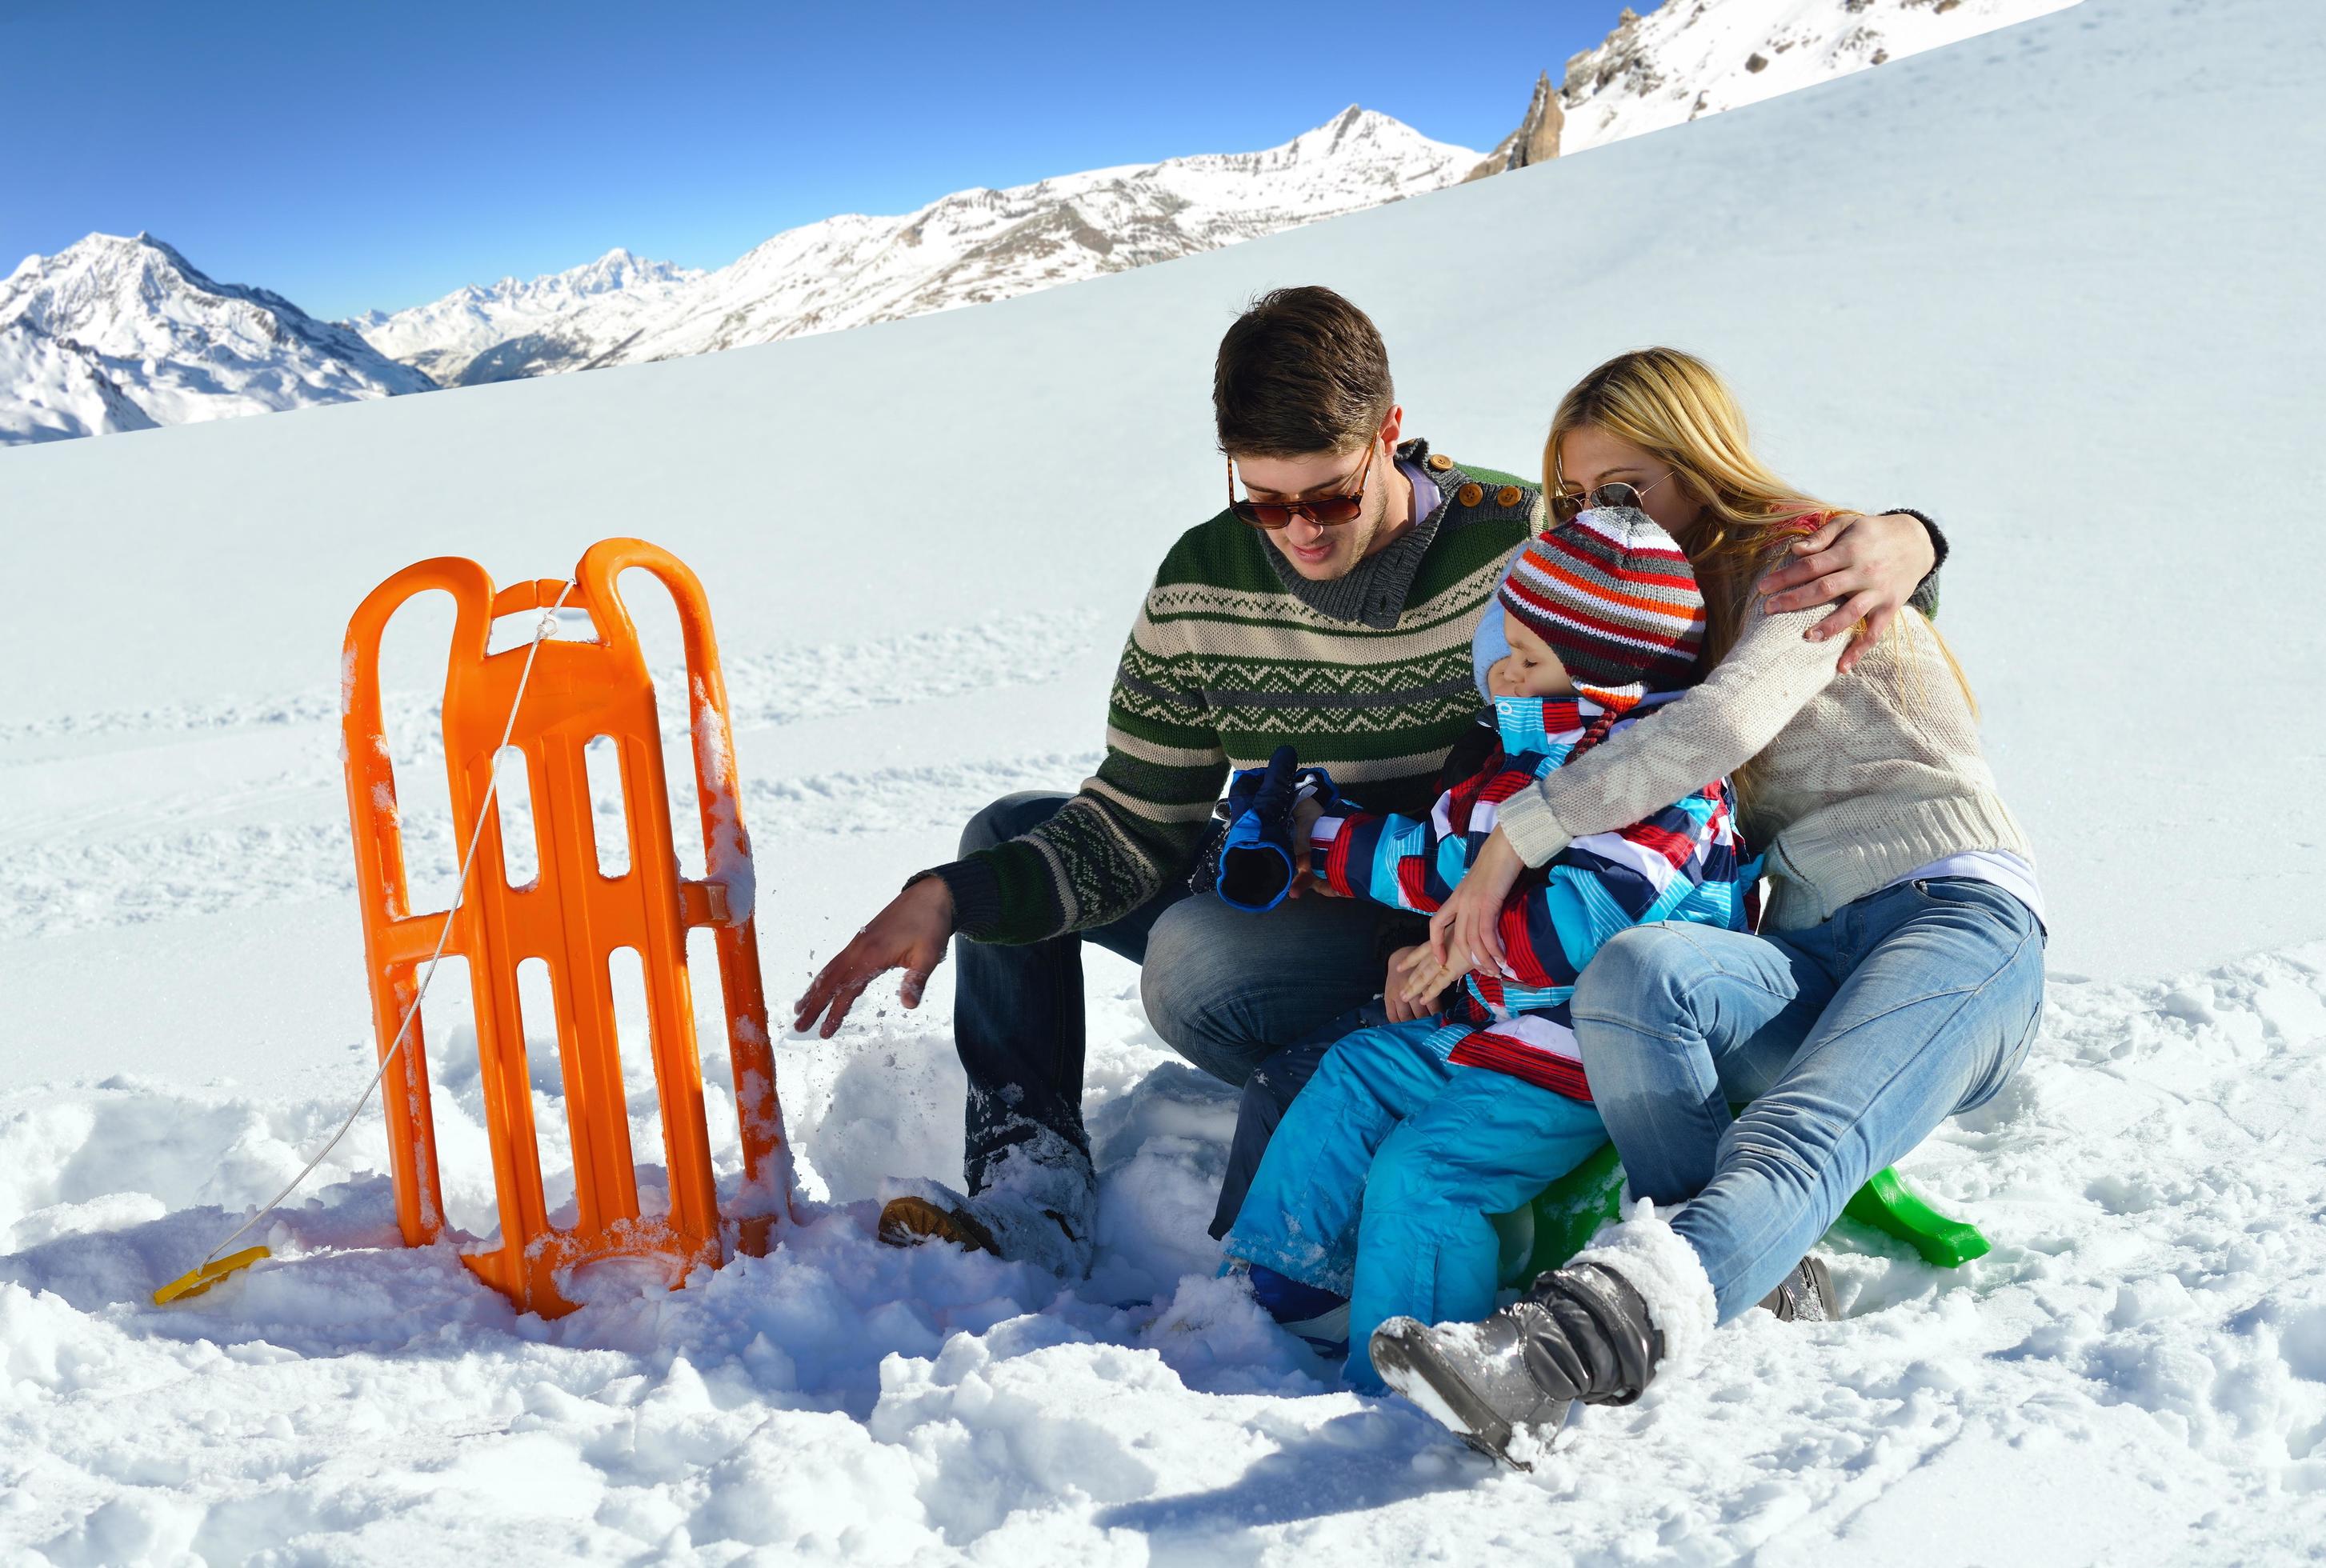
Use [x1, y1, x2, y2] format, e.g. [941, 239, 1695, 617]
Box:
[932, 441, 1543, 944]
[1495, 580, 2032, 932]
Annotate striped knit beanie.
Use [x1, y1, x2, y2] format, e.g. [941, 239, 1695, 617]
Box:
[1499, 507, 1706, 708]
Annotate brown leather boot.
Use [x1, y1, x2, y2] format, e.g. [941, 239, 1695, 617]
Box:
[877, 1194, 1000, 1255]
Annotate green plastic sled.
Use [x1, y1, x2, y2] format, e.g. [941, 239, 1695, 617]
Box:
[1501, 1142, 1991, 1286]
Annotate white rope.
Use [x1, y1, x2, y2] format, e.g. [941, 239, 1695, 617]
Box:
[199, 581, 577, 1266]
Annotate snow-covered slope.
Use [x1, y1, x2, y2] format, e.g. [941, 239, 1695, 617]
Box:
[0, 234, 436, 445]
[1556, 0, 2087, 154]
[2, 0, 2323, 1559]
[344, 248, 704, 386]
[0, 319, 158, 445]
[359, 107, 1478, 379]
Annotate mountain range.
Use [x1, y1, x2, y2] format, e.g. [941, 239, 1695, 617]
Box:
[354, 106, 1475, 389]
[0, 0, 2082, 446]
[342, 248, 705, 387]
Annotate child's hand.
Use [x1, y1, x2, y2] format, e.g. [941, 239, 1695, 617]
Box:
[1384, 945, 1436, 1022]
[1429, 827, 1523, 982]
[1402, 959, 1463, 1011]
[1385, 944, 1459, 1021]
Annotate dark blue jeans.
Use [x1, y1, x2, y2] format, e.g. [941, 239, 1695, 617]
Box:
[956, 793, 1416, 1207]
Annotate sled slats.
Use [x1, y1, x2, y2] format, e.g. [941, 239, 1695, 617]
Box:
[339, 538, 794, 1318]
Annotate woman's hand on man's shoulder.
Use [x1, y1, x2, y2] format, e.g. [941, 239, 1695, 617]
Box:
[1753, 512, 1938, 674]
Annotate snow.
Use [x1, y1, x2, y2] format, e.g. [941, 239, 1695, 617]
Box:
[2, 0, 2324, 1558]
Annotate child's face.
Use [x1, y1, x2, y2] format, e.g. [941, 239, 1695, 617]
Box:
[1487, 611, 1576, 698]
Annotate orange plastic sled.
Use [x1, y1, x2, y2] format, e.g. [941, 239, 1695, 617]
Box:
[340, 537, 791, 1318]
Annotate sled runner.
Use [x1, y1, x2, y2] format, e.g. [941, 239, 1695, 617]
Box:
[338, 537, 792, 1318]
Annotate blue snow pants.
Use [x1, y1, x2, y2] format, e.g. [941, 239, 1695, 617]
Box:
[1221, 1016, 1607, 1391]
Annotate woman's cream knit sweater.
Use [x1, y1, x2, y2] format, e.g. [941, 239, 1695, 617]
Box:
[1496, 598, 2032, 932]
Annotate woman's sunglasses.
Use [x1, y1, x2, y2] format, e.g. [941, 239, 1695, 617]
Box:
[1549, 469, 1675, 524]
[1228, 440, 1378, 530]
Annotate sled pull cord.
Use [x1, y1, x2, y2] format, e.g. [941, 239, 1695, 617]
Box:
[151, 582, 578, 1306]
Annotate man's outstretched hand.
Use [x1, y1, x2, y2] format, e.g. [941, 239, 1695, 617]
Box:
[1755, 511, 1936, 675]
[791, 876, 955, 1039]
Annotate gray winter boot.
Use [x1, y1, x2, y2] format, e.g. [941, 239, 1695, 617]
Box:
[1371, 1263, 1659, 1468]
[1371, 1202, 1719, 1469]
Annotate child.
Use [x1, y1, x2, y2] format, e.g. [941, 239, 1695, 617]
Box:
[1221, 506, 1751, 1390]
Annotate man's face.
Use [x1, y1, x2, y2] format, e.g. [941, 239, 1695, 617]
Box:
[1232, 410, 1403, 582]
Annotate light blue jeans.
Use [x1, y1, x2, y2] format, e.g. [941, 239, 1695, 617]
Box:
[1571, 877, 2045, 1323]
[1223, 1018, 1607, 1391]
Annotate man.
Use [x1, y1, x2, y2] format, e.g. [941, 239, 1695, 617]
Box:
[791, 286, 1939, 1273]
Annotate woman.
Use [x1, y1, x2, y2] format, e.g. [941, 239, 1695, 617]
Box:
[1367, 348, 2045, 1465]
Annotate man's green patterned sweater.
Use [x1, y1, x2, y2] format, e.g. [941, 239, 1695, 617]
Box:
[925, 441, 1544, 944]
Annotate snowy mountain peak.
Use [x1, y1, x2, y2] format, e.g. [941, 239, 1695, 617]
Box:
[493, 246, 699, 300]
[0, 231, 433, 444]
[1284, 105, 1420, 158]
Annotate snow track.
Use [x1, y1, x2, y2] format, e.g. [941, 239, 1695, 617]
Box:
[0, 607, 1105, 942]
[0, 610, 1103, 747]
[0, 754, 1099, 942]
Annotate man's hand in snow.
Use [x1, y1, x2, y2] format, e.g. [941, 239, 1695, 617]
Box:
[791, 876, 953, 1039]
[1756, 511, 1936, 675]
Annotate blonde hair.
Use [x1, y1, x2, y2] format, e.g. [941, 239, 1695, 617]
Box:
[1546, 346, 1976, 712]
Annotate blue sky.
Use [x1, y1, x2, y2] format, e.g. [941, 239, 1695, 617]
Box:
[6, 0, 1619, 321]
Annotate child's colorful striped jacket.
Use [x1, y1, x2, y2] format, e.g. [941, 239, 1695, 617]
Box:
[1309, 693, 1751, 1101]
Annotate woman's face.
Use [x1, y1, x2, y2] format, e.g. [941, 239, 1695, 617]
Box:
[1556, 425, 1706, 539]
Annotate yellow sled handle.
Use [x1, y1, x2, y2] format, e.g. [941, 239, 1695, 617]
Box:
[152, 1246, 270, 1306]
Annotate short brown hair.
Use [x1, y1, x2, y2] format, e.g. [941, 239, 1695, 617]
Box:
[1213, 286, 1394, 458]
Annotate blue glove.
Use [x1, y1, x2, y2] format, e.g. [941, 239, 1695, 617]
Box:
[1210, 746, 1343, 913]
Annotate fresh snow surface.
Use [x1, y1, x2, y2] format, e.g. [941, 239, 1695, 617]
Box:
[342, 249, 706, 388]
[2, 0, 2324, 1560]
[1555, 0, 2088, 155]
[0, 234, 436, 446]
[354, 106, 1479, 382]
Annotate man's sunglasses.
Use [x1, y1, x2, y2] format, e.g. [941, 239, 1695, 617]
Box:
[1228, 440, 1379, 530]
[1549, 468, 1675, 524]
